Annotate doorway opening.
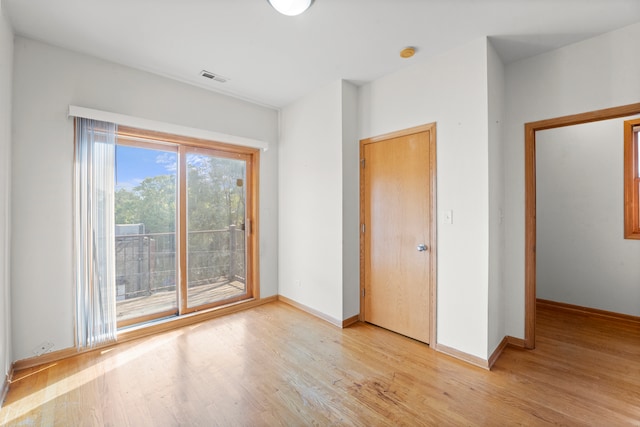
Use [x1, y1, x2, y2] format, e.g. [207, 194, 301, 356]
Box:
[524, 102, 640, 348]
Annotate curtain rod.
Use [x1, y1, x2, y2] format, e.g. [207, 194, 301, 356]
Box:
[68, 105, 269, 151]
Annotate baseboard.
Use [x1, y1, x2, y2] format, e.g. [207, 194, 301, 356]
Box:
[486, 335, 525, 369]
[342, 314, 360, 328]
[435, 344, 490, 370]
[537, 298, 640, 324]
[13, 295, 279, 371]
[488, 336, 509, 369]
[507, 336, 526, 348]
[12, 347, 79, 372]
[1, 365, 13, 408]
[277, 295, 346, 328]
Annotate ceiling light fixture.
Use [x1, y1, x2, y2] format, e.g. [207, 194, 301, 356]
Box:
[268, 0, 314, 16]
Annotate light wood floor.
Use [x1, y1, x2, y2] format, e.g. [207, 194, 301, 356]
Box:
[2, 301, 639, 426]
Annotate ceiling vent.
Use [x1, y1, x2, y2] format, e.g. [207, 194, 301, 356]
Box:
[200, 70, 228, 83]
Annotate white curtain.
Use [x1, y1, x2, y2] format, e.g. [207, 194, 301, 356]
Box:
[74, 118, 118, 348]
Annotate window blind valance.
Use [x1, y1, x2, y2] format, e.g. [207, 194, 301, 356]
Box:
[68, 105, 269, 151]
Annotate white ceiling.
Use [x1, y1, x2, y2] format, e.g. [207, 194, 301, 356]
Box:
[4, 0, 640, 108]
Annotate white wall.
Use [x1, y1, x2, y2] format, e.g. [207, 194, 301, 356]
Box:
[278, 80, 344, 322]
[11, 37, 279, 361]
[341, 81, 360, 319]
[0, 2, 13, 382]
[537, 118, 640, 316]
[359, 38, 491, 359]
[504, 22, 640, 338]
[487, 41, 506, 354]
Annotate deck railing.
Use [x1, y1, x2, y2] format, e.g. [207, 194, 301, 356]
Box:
[115, 226, 245, 301]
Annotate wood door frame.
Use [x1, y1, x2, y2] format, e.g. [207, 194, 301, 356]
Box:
[359, 122, 437, 346]
[524, 103, 640, 349]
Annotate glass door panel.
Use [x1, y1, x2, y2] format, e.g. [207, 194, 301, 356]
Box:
[114, 143, 178, 326]
[185, 149, 248, 309]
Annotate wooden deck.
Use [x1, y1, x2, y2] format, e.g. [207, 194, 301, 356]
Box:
[117, 280, 246, 321]
[2, 302, 640, 425]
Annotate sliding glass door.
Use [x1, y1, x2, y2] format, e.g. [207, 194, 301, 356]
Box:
[114, 142, 179, 326]
[182, 147, 250, 311]
[114, 128, 257, 327]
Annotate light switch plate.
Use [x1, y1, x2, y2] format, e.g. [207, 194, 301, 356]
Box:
[444, 210, 453, 224]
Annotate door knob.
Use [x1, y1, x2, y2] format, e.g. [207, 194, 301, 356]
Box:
[417, 244, 428, 252]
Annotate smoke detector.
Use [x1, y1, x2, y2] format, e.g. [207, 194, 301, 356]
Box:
[200, 70, 229, 83]
[400, 47, 416, 59]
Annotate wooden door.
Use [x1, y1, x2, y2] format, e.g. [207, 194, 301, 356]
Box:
[361, 124, 435, 344]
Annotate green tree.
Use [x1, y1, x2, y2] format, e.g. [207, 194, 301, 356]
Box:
[115, 175, 176, 233]
[136, 175, 176, 233]
[114, 157, 245, 233]
[186, 155, 245, 231]
[114, 188, 141, 225]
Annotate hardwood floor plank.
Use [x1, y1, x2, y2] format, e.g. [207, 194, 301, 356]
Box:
[2, 301, 640, 425]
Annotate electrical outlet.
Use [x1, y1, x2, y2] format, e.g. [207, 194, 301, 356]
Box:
[32, 342, 54, 357]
